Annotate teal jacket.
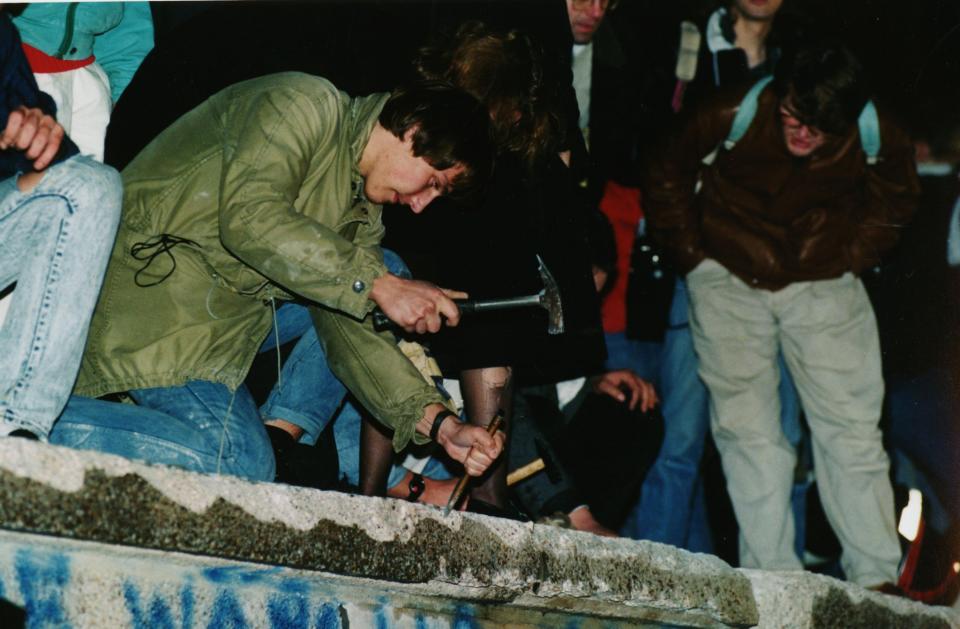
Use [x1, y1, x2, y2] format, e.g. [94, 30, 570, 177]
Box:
[75, 73, 442, 450]
[14, 2, 154, 102]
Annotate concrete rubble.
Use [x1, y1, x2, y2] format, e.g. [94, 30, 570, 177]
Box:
[0, 438, 952, 628]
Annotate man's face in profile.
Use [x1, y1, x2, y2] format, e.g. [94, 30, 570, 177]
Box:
[363, 128, 463, 214]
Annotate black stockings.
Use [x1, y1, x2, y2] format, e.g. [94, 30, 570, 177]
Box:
[459, 366, 513, 508]
[357, 366, 513, 506]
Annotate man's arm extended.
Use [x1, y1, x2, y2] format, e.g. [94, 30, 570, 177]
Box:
[310, 305, 503, 471]
[218, 83, 465, 334]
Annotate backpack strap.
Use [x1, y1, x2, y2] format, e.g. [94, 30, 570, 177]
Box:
[702, 75, 772, 167]
[724, 75, 773, 150]
[858, 100, 881, 165]
[702, 75, 881, 168]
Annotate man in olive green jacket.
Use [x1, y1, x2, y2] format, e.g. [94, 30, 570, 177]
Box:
[50, 74, 503, 481]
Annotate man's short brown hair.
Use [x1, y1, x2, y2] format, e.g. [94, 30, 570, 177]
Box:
[380, 80, 493, 200]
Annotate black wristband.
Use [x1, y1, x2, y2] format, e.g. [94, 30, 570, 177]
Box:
[429, 409, 456, 442]
[406, 473, 425, 502]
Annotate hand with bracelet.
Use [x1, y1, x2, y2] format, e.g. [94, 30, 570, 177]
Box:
[416, 403, 504, 476]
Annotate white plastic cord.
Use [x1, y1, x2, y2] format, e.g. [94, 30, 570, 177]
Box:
[270, 297, 282, 392]
[215, 387, 237, 476]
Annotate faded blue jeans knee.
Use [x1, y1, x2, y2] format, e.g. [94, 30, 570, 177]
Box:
[0, 156, 120, 438]
[53, 249, 408, 482]
[55, 381, 276, 481]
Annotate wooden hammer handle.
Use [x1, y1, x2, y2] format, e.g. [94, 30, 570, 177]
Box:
[506, 458, 546, 486]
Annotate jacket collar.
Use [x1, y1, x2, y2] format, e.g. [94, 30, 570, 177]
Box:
[348, 92, 390, 200]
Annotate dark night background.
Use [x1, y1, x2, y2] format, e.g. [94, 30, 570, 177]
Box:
[141, 0, 960, 135]
[120, 1, 960, 143]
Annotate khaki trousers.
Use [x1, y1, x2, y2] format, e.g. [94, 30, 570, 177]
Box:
[686, 259, 900, 585]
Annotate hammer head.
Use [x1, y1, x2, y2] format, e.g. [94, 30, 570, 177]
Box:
[535, 254, 565, 335]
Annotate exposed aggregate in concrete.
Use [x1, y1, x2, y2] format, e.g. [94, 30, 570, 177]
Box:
[810, 588, 952, 629]
[1, 440, 954, 628]
[0, 471, 756, 623]
[0, 440, 758, 626]
[745, 569, 958, 629]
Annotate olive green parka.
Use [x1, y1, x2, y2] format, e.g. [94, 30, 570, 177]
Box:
[75, 73, 440, 449]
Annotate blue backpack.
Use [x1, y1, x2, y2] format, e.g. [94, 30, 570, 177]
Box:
[703, 75, 881, 166]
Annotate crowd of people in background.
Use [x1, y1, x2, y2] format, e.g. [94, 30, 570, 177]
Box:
[1, 0, 958, 605]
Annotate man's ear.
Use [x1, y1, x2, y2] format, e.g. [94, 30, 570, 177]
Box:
[401, 126, 419, 147]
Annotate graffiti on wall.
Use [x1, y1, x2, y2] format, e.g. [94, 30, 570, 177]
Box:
[0, 546, 493, 629]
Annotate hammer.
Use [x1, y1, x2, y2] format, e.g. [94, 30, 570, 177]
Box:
[372, 254, 565, 335]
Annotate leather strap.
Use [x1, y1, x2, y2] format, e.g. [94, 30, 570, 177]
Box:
[429, 409, 457, 442]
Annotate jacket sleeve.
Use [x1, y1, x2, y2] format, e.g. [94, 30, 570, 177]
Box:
[0, 13, 78, 174]
[309, 305, 441, 451]
[92, 3, 154, 103]
[218, 83, 387, 320]
[642, 95, 735, 274]
[846, 115, 921, 273]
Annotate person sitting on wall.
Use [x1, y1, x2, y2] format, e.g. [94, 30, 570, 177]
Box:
[0, 12, 122, 443]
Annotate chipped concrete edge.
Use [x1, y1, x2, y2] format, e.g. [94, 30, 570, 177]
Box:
[0, 439, 759, 627]
[743, 567, 960, 628]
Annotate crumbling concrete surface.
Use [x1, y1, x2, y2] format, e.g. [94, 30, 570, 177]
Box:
[0, 439, 755, 627]
[747, 570, 957, 629]
[0, 438, 952, 628]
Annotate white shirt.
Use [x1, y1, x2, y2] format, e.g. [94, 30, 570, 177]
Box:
[572, 42, 593, 137]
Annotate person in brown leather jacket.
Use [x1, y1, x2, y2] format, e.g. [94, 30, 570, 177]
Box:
[644, 43, 920, 588]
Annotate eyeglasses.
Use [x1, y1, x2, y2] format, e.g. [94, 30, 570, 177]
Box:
[570, 0, 619, 11]
[779, 105, 826, 140]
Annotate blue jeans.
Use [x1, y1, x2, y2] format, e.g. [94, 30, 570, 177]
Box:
[259, 249, 409, 450]
[615, 278, 804, 555]
[53, 250, 404, 482]
[0, 156, 120, 438]
[258, 303, 346, 446]
[609, 278, 714, 551]
[51, 304, 322, 482]
[55, 380, 276, 481]
[54, 300, 346, 481]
